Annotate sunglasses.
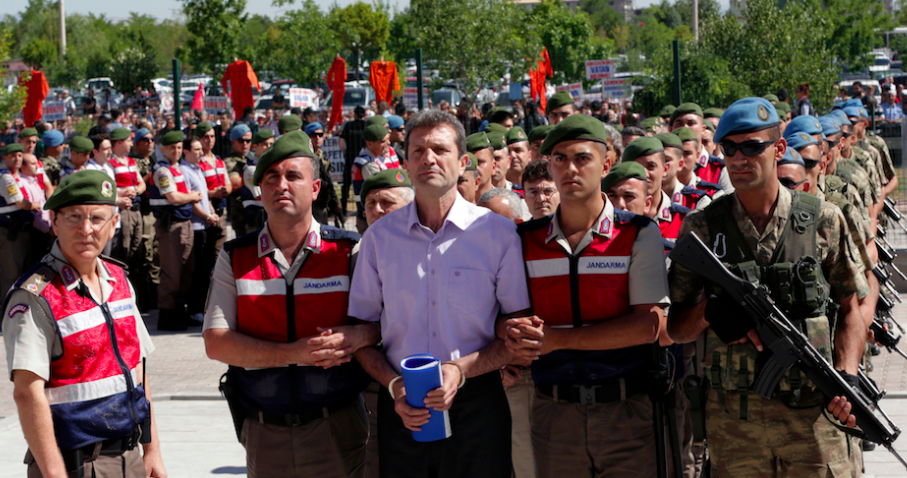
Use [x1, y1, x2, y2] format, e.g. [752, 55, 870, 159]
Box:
[310, 132, 324, 137]
[802, 158, 820, 170]
[237, 138, 252, 143]
[719, 138, 777, 157]
[825, 139, 839, 149]
[139, 137, 154, 143]
[780, 177, 808, 189]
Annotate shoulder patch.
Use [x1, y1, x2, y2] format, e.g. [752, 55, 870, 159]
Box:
[7, 303, 29, 318]
[320, 225, 362, 243]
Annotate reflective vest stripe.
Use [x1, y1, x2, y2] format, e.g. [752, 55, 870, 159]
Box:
[242, 199, 262, 208]
[0, 204, 21, 214]
[46, 368, 138, 405]
[149, 199, 171, 206]
[236, 276, 350, 296]
[56, 298, 135, 338]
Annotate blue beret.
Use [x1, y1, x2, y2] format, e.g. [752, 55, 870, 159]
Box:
[714, 97, 779, 143]
[832, 102, 844, 111]
[784, 116, 823, 139]
[135, 128, 152, 140]
[42, 130, 64, 148]
[843, 99, 863, 109]
[786, 131, 819, 152]
[304, 122, 323, 135]
[387, 115, 405, 130]
[857, 107, 869, 120]
[843, 106, 862, 119]
[830, 109, 852, 126]
[819, 116, 841, 136]
[230, 124, 252, 141]
[778, 146, 804, 166]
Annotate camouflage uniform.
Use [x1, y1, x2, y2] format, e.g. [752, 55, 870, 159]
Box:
[818, 179, 874, 276]
[40, 155, 62, 186]
[851, 144, 882, 201]
[225, 154, 247, 236]
[866, 133, 896, 183]
[669, 187, 861, 478]
[836, 156, 876, 214]
[134, 154, 159, 309]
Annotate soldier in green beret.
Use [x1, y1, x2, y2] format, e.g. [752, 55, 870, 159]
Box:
[484, 122, 508, 134]
[487, 131, 510, 189]
[502, 113, 674, 477]
[352, 123, 400, 232]
[0, 143, 41, 294]
[702, 107, 724, 129]
[506, 126, 531, 190]
[60, 137, 93, 178]
[546, 91, 577, 125]
[457, 152, 481, 204]
[149, 131, 204, 330]
[107, 128, 147, 275]
[365, 114, 388, 128]
[528, 124, 554, 163]
[602, 161, 650, 216]
[467, 131, 496, 200]
[659, 104, 677, 122]
[361, 168, 414, 226]
[204, 130, 379, 478]
[277, 115, 302, 135]
[4, 169, 168, 478]
[129, 127, 163, 311]
[488, 106, 515, 130]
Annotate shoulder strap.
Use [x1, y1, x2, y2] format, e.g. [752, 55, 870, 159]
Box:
[614, 208, 653, 227]
[517, 215, 552, 234]
[670, 202, 692, 215]
[705, 195, 755, 263]
[16, 263, 56, 297]
[321, 225, 361, 243]
[708, 155, 725, 166]
[223, 230, 260, 256]
[771, 191, 820, 264]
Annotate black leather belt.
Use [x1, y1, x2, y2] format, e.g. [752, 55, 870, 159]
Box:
[76, 436, 135, 457]
[246, 398, 355, 427]
[537, 378, 648, 405]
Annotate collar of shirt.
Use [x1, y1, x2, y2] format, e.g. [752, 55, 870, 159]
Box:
[47, 240, 117, 295]
[257, 219, 322, 270]
[180, 158, 202, 172]
[404, 191, 474, 235]
[546, 193, 615, 254]
[697, 147, 710, 168]
[730, 186, 790, 255]
[656, 190, 673, 223]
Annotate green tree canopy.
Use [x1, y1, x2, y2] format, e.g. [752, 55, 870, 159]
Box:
[181, 0, 247, 75]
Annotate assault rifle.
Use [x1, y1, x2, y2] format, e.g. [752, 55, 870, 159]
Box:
[872, 316, 907, 361]
[883, 197, 907, 235]
[670, 232, 907, 469]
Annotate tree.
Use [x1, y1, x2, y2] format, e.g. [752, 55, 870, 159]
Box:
[20, 37, 56, 68]
[805, 0, 892, 71]
[329, 2, 390, 67]
[108, 33, 158, 96]
[528, 0, 615, 84]
[255, 0, 338, 86]
[0, 27, 28, 123]
[181, 0, 247, 75]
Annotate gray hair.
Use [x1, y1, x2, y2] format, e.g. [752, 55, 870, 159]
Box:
[604, 123, 623, 161]
[478, 188, 522, 220]
[404, 109, 467, 158]
[397, 186, 415, 203]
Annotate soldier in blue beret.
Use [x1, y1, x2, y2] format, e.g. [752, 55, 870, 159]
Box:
[669, 97, 863, 477]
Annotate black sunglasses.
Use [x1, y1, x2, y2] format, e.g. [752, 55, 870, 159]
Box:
[237, 138, 252, 143]
[139, 137, 154, 143]
[802, 158, 820, 170]
[826, 139, 838, 149]
[719, 138, 777, 157]
[310, 132, 324, 137]
[780, 177, 808, 189]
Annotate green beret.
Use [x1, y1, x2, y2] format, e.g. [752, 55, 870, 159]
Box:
[365, 115, 387, 127]
[110, 127, 131, 142]
[639, 117, 658, 132]
[703, 108, 724, 119]
[763, 94, 780, 103]
[161, 130, 184, 146]
[360, 168, 411, 202]
[194, 121, 214, 137]
[774, 101, 791, 116]
[654, 132, 682, 149]
[484, 122, 507, 134]
[252, 130, 316, 186]
[546, 91, 575, 116]
[69, 137, 93, 154]
[252, 128, 275, 145]
[277, 115, 302, 134]
[659, 105, 676, 118]
[19, 127, 38, 138]
[487, 106, 512, 123]
[44, 170, 117, 210]
[465, 152, 478, 171]
[539, 114, 609, 156]
[622, 137, 664, 163]
[528, 125, 554, 144]
[505, 126, 528, 145]
[669, 102, 704, 124]
[602, 161, 647, 193]
[364, 124, 388, 142]
[466, 132, 491, 153]
[673, 126, 698, 142]
[705, 121, 716, 132]
[487, 131, 506, 150]
[3, 143, 24, 156]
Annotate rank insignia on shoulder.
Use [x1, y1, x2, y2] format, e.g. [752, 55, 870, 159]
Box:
[8, 304, 29, 318]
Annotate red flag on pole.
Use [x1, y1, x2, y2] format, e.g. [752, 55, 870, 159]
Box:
[20, 70, 49, 126]
[327, 55, 347, 132]
[191, 82, 205, 111]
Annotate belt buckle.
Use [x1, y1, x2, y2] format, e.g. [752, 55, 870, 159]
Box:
[577, 385, 599, 406]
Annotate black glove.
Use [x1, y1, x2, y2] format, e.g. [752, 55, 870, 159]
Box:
[838, 370, 860, 390]
[704, 294, 756, 343]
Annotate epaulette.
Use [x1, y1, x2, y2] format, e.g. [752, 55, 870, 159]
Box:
[663, 238, 675, 251]
[223, 229, 262, 253]
[321, 225, 361, 243]
[696, 180, 722, 191]
[99, 254, 128, 270]
[16, 263, 56, 297]
[679, 186, 708, 199]
[614, 208, 653, 227]
[517, 215, 552, 234]
[669, 202, 692, 215]
[708, 154, 725, 166]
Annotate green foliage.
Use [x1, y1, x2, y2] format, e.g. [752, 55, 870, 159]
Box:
[108, 36, 158, 96]
[386, 9, 419, 65]
[805, 0, 892, 71]
[20, 38, 56, 68]
[700, 0, 840, 110]
[181, 0, 247, 75]
[0, 28, 28, 123]
[528, 0, 614, 85]
[328, 2, 390, 60]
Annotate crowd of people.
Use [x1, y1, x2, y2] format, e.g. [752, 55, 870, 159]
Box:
[0, 80, 903, 478]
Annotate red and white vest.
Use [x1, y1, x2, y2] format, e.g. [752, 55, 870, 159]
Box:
[109, 155, 141, 189]
[199, 156, 228, 190]
[149, 163, 193, 220]
[25, 260, 149, 450]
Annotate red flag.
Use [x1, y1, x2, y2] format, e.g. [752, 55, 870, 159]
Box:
[191, 82, 205, 111]
[19, 70, 49, 126]
[221, 60, 260, 119]
[542, 47, 553, 78]
[327, 55, 347, 132]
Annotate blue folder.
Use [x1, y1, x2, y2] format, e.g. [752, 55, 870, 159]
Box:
[400, 354, 452, 442]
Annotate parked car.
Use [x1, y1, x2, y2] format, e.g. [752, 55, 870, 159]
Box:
[323, 87, 375, 113]
[432, 88, 463, 108]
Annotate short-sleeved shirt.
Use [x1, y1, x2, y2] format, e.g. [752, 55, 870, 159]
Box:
[669, 187, 862, 306]
[3, 241, 155, 382]
[85, 160, 122, 229]
[180, 159, 211, 231]
[204, 220, 325, 332]
[348, 192, 531, 373]
[1, 172, 25, 204]
[152, 163, 182, 196]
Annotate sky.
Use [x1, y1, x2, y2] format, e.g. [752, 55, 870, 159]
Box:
[2, 0, 730, 22]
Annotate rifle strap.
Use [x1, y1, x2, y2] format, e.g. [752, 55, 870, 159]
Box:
[710, 351, 728, 414]
[737, 357, 748, 420]
[787, 369, 802, 407]
[684, 376, 707, 444]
